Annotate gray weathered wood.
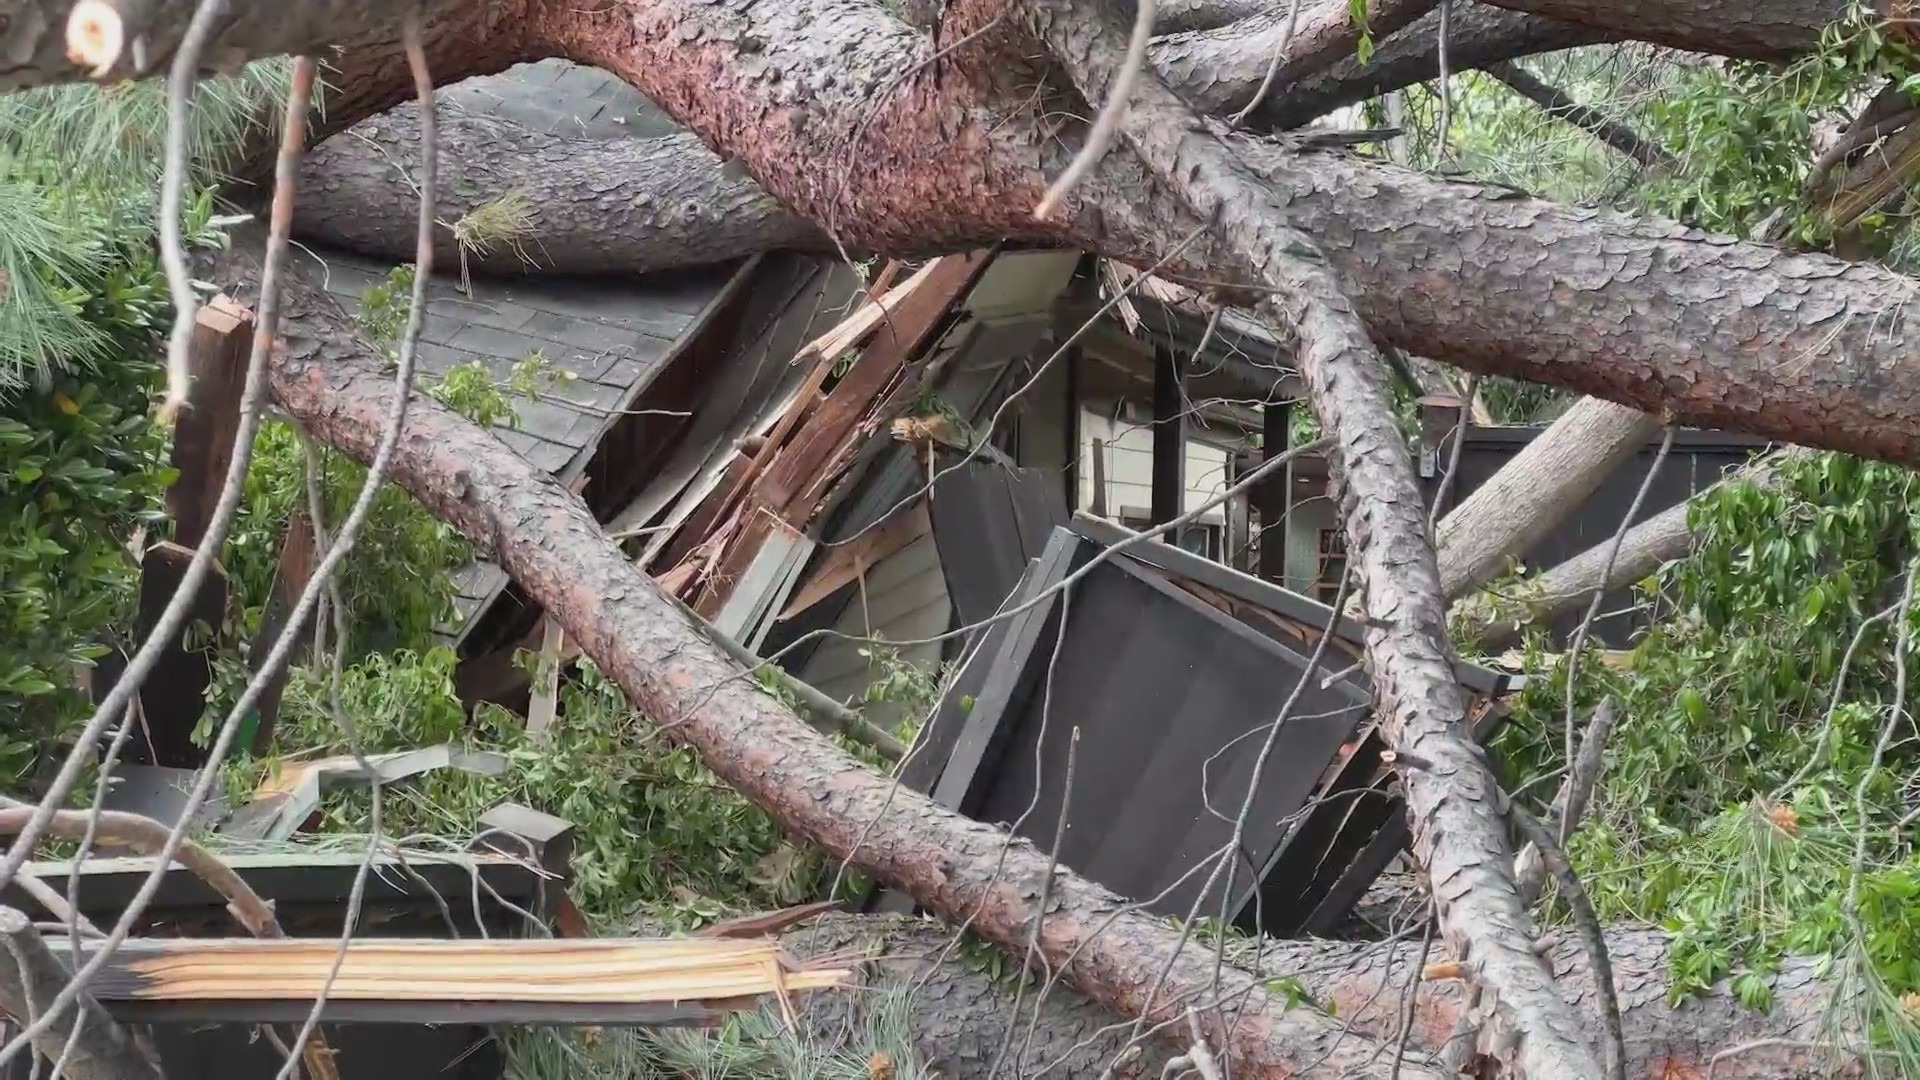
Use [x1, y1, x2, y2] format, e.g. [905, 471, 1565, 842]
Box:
[0, 907, 165, 1080]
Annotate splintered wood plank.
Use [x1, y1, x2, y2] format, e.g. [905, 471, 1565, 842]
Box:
[41, 937, 849, 1027]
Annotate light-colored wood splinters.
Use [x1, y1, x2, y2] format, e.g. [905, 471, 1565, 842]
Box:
[70, 937, 848, 1005]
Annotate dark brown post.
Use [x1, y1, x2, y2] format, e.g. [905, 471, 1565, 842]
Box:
[167, 299, 253, 550]
[123, 299, 255, 767]
[247, 509, 319, 756]
[1258, 400, 1292, 583]
[1150, 346, 1185, 528]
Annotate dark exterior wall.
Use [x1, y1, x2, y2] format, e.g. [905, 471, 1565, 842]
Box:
[1425, 427, 1771, 647]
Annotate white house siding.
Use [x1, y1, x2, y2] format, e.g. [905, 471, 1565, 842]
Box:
[795, 532, 953, 727]
[1076, 406, 1236, 525]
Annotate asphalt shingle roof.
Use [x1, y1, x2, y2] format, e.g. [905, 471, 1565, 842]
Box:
[314, 59, 739, 639]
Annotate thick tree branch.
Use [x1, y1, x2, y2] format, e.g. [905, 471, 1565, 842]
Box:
[1435, 398, 1664, 600]
[1451, 446, 1815, 648]
[1151, 0, 1275, 34]
[237, 240, 1432, 1080]
[25, 3, 1920, 477]
[1245, 2, 1615, 129]
[759, 913, 1850, 1080]
[1150, 0, 1438, 117]
[1477, 0, 1845, 59]
[1024, 0, 1600, 1073]
[296, 104, 823, 274]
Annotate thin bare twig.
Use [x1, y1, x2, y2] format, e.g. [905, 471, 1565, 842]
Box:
[1562, 428, 1673, 774]
[1227, 0, 1304, 128]
[1517, 696, 1618, 905]
[156, 0, 229, 421]
[276, 24, 439, 1076]
[1389, 905, 1436, 1080]
[1427, 373, 1475, 536]
[988, 725, 1080, 1077]
[1842, 559, 1918, 922]
[1036, 0, 1156, 219]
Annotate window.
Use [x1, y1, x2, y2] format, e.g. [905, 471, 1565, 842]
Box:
[1315, 528, 1347, 603]
[1123, 515, 1223, 562]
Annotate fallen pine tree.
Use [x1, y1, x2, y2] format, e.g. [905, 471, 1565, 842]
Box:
[616, 911, 1845, 1079]
[212, 235, 1861, 1077]
[11, 3, 1917, 1077]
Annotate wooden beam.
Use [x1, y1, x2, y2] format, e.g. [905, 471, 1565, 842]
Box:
[167, 298, 255, 550]
[1259, 399, 1291, 584]
[118, 540, 228, 767]
[1151, 346, 1186, 527]
[756, 251, 995, 517]
[247, 507, 318, 755]
[32, 936, 848, 1027]
[0, 907, 164, 1080]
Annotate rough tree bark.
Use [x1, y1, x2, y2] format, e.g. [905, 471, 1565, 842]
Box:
[1247, 3, 1615, 129]
[1434, 398, 1665, 600]
[1478, 0, 1845, 58]
[296, 104, 823, 274]
[1149, 0, 1439, 117]
[1452, 446, 1815, 648]
[69, 2, 1920, 467]
[746, 913, 1846, 1080]
[1028, 0, 1601, 1071]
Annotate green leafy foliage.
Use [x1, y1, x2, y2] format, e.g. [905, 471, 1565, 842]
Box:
[235, 646, 931, 922]
[1491, 452, 1920, 1027]
[222, 421, 472, 659]
[0, 363, 169, 785]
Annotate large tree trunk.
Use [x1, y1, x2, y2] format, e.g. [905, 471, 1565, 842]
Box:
[241, 241, 1427, 1079]
[295, 104, 823, 274]
[76, 2, 1920, 469]
[1435, 398, 1664, 600]
[732, 913, 1845, 1080]
[1452, 446, 1814, 648]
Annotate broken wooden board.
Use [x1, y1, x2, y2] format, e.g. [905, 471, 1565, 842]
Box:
[34, 936, 849, 1026]
[221, 745, 512, 841]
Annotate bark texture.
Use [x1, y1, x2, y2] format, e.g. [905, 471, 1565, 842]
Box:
[1287, 927, 1851, 1080]
[1150, 0, 1438, 117]
[1235, 140, 1920, 466]
[1246, 2, 1615, 130]
[1452, 446, 1814, 648]
[31, 2, 1917, 472]
[1027, 0, 1601, 1072]
[1479, 0, 1844, 58]
[240, 241, 1433, 1080]
[700, 913, 1851, 1080]
[0, 0, 515, 90]
[1434, 398, 1664, 600]
[296, 104, 823, 275]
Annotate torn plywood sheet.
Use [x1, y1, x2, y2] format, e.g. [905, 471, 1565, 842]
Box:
[222, 745, 511, 841]
[35, 936, 849, 1026]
